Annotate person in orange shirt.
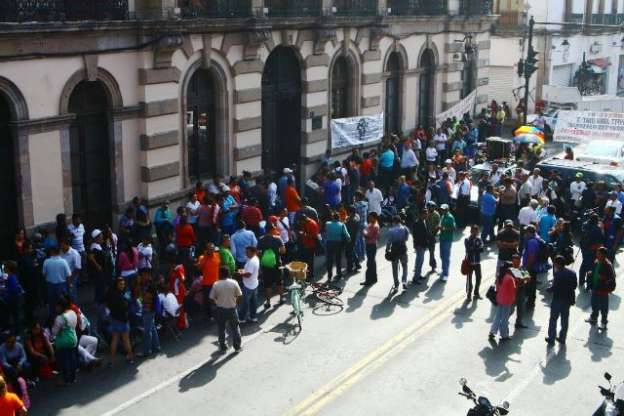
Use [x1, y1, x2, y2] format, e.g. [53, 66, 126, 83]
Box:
[194, 181, 206, 209]
[195, 242, 221, 320]
[297, 213, 320, 280]
[283, 179, 302, 223]
[0, 376, 26, 416]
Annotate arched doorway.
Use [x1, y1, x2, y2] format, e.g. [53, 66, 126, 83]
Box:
[262, 46, 302, 173]
[0, 95, 18, 257]
[385, 51, 402, 135]
[186, 69, 217, 181]
[68, 81, 113, 230]
[330, 56, 351, 120]
[419, 49, 436, 128]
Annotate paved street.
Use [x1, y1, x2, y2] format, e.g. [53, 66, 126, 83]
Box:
[31, 229, 623, 416]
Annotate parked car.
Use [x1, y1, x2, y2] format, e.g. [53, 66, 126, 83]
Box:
[536, 157, 624, 188]
[561, 139, 624, 166]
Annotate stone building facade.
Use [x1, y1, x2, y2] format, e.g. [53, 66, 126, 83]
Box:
[0, 0, 494, 248]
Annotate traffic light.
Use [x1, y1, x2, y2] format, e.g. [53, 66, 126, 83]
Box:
[517, 58, 524, 78]
[524, 47, 539, 77]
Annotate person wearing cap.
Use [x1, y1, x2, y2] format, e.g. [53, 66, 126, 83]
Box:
[546, 255, 577, 345]
[438, 204, 456, 281]
[444, 159, 456, 183]
[278, 167, 295, 198]
[569, 173, 586, 209]
[386, 215, 409, 291]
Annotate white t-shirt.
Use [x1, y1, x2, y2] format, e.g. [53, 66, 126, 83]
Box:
[606, 199, 623, 215]
[61, 247, 82, 273]
[268, 182, 278, 206]
[276, 217, 290, 244]
[67, 223, 85, 252]
[433, 134, 447, 151]
[518, 206, 537, 226]
[527, 175, 543, 196]
[569, 181, 586, 201]
[425, 147, 438, 162]
[400, 148, 418, 169]
[186, 201, 201, 224]
[159, 293, 180, 317]
[366, 188, 384, 215]
[242, 256, 260, 290]
[137, 243, 153, 270]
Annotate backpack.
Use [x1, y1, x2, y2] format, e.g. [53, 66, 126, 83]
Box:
[535, 238, 551, 263]
[260, 248, 277, 268]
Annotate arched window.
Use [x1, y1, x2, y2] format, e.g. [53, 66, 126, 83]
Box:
[186, 69, 217, 181]
[385, 51, 402, 135]
[419, 49, 436, 128]
[331, 56, 350, 119]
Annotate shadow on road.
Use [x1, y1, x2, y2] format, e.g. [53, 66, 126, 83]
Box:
[541, 345, 571, 385]
[178, 350, 238, 392]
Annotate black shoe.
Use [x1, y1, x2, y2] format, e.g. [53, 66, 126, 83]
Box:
[219, 345, 227, 354]
[402, 283, 408, 291]
[466, 294, 472, 301]
[599, 323, 608, 331]
[585, 318, 597, 325]
[234, 346, 243, 353]
[515, 323, 528, 329]
[556, 337, 566, 344]
[545, 338, 555, 346]
[500, 336, 512, 342]
[488, 332, 495, 340]
[473, 293, 482, 300]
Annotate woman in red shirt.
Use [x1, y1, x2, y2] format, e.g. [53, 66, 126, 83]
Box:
[489, 264, 517, 342]
[168, 263, 188, 330]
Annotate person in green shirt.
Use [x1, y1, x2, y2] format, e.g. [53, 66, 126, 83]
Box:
[438, 204, 456, 282]
[425, 201, 441, 272]
[219, 234, 236, 277]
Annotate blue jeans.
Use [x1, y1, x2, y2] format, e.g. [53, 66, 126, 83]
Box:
[392, 253, 408, 286]
[142, 311, 160, 355]
[46, 282, 68, 318]
[239, 286, 258, 320]
[547, 299, 570, 341]
[355, 229, 365, 261]
[480, 214, 495, 242]
[413, 247, 426, 279]
[490, 305, 512, 337]
[439, 240, 452, 277]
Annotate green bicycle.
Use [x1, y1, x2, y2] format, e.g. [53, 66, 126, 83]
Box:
[285, 262, 308, 331]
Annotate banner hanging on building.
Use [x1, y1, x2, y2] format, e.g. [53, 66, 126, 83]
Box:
[330, 113, 384, 150]
[435, 89, 477, 126]
[553, 110, 624, 143]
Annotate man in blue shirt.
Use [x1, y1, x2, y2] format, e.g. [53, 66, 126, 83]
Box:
[323, 173, 342, 208]
[480, 185, 498, 243]
[521, 225, 541, 308]
[539, 205, 557, 243]
[42, 246, 71, 317]
[230, 221, 258, 268]
[378, 147, 395, 192]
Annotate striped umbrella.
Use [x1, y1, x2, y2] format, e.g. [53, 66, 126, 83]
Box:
[514, 125, 544, 138]
[513, 133, 545, 145]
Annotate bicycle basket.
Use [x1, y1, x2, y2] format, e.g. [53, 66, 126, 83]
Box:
[286, 261, 308, 281]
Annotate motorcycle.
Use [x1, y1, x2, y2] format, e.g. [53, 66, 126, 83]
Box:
[594, 373, 624, 416]
[458, 378, 509, 416]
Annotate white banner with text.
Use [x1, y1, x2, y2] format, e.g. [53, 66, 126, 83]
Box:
[330, 113, 385, 150]
[554, 110, 624, 143]
[435, 89, 477, 126]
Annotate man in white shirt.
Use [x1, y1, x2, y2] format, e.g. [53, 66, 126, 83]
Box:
[433, 129, 448, 159]
[606, 192, 623, 216]
[456, 171, 472, 227]
[489, 163, 502, 187]
[527, 168, 544, 197]
[186, 194, 201, 225]
[518, 199, 538, 229]
[425, 142, 438, 164]
[569, 173, 586, 207]
[444, 159, 456, 183]
[400, 142, 419, 174]
[67, 214, 86, 254]
[60, 239, 81, 302]
[238, 247, 260, 323]
[365, 181, 384, 216]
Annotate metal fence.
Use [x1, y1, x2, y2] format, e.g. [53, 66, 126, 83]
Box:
[458, 0, 491, 16]
[264, 0, 322, 17]
[387, 0, 447, 16]
[179, 0, 251, 18]
[0, 0, 129, 22]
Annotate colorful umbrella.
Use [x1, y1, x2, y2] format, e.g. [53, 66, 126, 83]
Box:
[514, 125, 544, 138]
[513, 133, 545, 145]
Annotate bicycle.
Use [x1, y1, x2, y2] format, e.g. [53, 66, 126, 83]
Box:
[285, 262, 308, 331]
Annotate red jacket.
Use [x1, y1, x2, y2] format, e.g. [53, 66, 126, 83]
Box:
[496, 272, 517, 306]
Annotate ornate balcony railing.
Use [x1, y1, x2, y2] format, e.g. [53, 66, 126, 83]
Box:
[458, 0, 492, 16]
[566, 13, 584, 24]
[179, 0, 251, 18]
[264, 0, 322, 17]
[387, 0, 447, 16]
[334, 0, 378, 16]
[0, 0, 129, 22]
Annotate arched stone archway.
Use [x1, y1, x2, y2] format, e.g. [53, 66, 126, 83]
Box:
[0, 77, 31, 254]
[262, 46, 302, 173]
[180, 57, 231, 184]
[419, 48, 436, 128]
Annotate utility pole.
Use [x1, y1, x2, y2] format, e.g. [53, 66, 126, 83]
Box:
[517, 16, 539, 125]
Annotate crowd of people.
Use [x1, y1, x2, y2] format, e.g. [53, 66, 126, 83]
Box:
[0, 110, 620, 413]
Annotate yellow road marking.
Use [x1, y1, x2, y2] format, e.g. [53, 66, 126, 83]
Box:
[284, 276, 495, 416]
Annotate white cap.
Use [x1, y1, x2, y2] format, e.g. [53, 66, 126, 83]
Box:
[91, 229, 102, 239]
[283, 168, 293, 174]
